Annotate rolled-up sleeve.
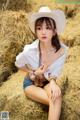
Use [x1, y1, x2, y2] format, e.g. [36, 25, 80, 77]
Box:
[15, 45, 29, 68]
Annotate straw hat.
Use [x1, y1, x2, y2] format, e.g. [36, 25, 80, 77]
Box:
[28, 6, 66, 34]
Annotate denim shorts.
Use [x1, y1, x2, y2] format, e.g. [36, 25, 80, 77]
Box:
[23, 77, 34, 89]
[23, 77, 49, 89]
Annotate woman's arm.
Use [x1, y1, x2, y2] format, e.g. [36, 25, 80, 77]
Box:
[19, 66, 29, 73]
[16, 64, 36, 81]
[49, 79, 61, 102]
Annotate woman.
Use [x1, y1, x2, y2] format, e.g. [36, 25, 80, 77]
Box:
[15, 6, 68, 120]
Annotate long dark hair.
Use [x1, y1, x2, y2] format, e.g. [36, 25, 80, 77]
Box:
[35, 17, 61, 52]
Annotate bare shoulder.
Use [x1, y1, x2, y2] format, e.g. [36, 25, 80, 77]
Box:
[60, 47, 65, 54]
[57, 47, 65, 57]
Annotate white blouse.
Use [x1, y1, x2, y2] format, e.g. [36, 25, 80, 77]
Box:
[15, 39, 69, 80]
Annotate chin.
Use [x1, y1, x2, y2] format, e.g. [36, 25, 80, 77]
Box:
[40, 39, 49, 42]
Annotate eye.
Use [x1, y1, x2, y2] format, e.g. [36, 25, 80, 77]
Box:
[46, 26, 52, 30]
[36, 27, 41, 30]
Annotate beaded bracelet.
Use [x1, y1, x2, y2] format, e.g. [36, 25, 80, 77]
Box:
[48, 76, 57, 82]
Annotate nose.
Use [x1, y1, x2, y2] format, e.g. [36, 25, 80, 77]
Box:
[42, 28, 46, 34]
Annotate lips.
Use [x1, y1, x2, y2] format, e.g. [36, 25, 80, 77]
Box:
[41, 36, 47, 39]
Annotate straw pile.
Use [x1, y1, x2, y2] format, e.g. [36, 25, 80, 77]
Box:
[0, 1, 80, 120]
[0, 10, 34, 84]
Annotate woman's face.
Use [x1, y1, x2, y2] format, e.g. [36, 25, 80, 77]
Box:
[35, 20, 55, 43]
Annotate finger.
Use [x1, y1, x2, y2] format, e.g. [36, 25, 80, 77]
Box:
[58, 89, 61, 97]
[51, 90, 56, 102]
[52, 89, 59, 102]
[50, 89, 53, 100]
[39, 65, 44, 70]
[51, 94, 55, 102]
[52, 92, 56, 102]
[56, 91, 59, 99]
[56, 87, 61, 97]
[53, 90, 61, 101]
[43, 64, 48, 69]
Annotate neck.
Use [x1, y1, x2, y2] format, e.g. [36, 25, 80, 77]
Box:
[40, 41, 54, 51]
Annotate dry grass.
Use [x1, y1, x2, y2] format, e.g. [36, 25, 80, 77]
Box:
[0, 10, 34, 83]
[0, 0, 33, 12]
[0, 1, 80, 120]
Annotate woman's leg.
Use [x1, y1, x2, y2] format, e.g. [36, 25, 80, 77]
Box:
[24, 80, 62, 120]
[48, 96, 62, 120]
[24, 85, 49, 105]
[44, 83, 62, 120]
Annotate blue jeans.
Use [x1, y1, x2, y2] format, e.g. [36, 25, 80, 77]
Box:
[23, 77, 49, 89]
[23, 77, 33, 89]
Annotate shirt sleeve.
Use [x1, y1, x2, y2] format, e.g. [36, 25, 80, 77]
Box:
[15, 45, 29, 68]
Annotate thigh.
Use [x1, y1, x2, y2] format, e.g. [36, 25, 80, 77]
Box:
[23, 77, 34, 90]
[24, 85, 49, 105]
[23, 77, 49, 105]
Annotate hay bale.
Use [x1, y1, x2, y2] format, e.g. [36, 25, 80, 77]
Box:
[67, 46, 80, 62]
[4, 94, 48, 120]
[0, 10, 34, 83]
[0, 93, 7, 111]
[60, 6, 80, 47]
[0, 71, 48, 120]
[59, 61, 80, 120]
[0, 0, 32, 12]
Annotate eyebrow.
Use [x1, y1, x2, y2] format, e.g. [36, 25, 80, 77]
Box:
[36, 24, 51, 27]
[36, 25, 41, 27]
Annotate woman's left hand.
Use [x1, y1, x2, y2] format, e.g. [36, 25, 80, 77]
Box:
[35, 64, 48, 76]
[50, 80, 61, 102]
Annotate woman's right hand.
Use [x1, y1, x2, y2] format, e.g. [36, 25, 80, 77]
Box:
[28, 70, 35, 81]
[34, 64, 48, 76]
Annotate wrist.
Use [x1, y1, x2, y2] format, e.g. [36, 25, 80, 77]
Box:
[50, 79, 56, 84]
[49, 76, 57, 84]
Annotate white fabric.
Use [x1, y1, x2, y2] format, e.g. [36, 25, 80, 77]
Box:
[15, 39, 69, 80]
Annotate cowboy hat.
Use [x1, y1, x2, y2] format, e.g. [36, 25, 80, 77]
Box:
[28, 6, 66, 34]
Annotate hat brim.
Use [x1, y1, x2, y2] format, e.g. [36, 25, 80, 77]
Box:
[28, 10, 66, 34]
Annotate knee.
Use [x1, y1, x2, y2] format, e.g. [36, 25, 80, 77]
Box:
[56, 90, 62, 100]
[57, 93, 62, 101]
[49, 91, 62, 103]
